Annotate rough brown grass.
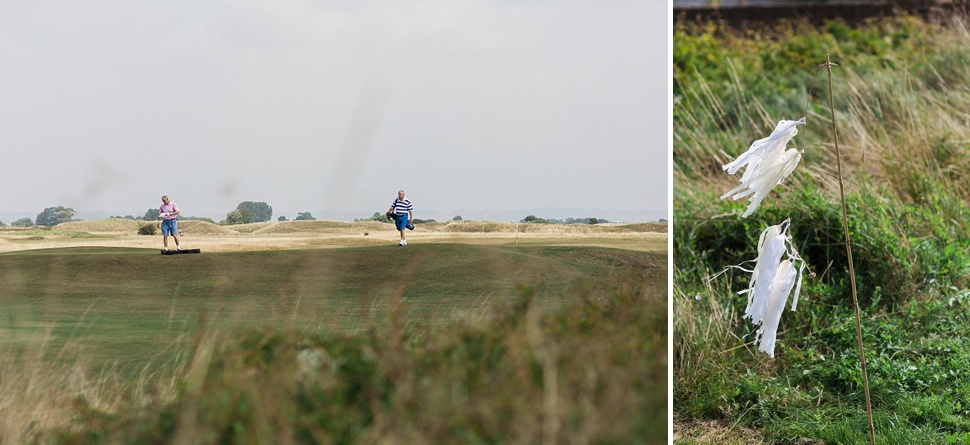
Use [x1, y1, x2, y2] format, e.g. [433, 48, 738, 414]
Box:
[0, 220, 668, 254]
[251, 220, 389, 235]
[178, 220, 240, 235]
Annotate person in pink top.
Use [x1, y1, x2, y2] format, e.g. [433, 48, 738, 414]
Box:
[159, 195, 181, 251]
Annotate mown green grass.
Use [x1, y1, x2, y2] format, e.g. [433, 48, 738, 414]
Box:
[0, 244, 658, 376]
[675, 14, 970, 445]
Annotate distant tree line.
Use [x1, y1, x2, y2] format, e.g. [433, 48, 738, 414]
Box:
[520, 215, 609, 224]
[278, 212, 316, 221]
[354, 212, 437, 224]
[0, 206, 80, 227]
[11, 201, 316, 228]
[357, 212, 391, 223]
[218, 202, 317, 225]
[5, 204, 632, 229]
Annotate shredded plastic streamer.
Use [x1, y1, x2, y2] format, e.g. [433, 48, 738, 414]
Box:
[738, 220, 806, 357]
[721, 118, 805, 218]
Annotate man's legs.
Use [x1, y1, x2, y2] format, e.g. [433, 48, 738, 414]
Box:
[162, 220, 180, 250]
[171, 221, 180, 250]
[162, 220, 170, 250]
[396, 215, 407, 245]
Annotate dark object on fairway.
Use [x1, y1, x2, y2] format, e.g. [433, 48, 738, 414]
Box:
[161, 249, 201, 255]
[406, 221, 414, 230]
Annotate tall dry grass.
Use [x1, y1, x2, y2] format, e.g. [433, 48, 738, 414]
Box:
[675, 16, 970, 210]
[0, 335, 182, 444]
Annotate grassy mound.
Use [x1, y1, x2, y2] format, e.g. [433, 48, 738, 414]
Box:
[179, 220, 238, 235]
[441, 220, 515, 233]
[616, 222, 668, 233]
[55, 219, 143, 233]
[254, 220, 352, 233]
[251, 220, 392, 235]
[411, 221, 448, 230]
[224, 222, 274, 234]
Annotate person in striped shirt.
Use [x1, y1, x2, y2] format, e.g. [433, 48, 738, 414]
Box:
[387, 190, 413, 246]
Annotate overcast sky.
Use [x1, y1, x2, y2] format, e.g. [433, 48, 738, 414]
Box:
[0, 1, 668, 222]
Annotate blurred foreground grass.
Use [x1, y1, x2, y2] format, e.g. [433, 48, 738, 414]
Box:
[1, 243, 667, 444]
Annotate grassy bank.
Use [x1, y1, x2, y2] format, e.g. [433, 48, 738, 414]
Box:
[1, 242, 667, 443]
[675, 14, 970, 444]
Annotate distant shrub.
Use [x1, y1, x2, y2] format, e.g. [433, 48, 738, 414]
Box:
[223, 209, 252, 225]
[520, 215, 549, 224]
[138, 224, 157, 235]
[11, 218, 32, 227]
[36, 206, 75, 226]
[236, 201, 273, 222]
[278, 216, 287, 221]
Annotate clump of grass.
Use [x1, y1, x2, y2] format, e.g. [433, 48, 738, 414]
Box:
[137, 224, 157, 235]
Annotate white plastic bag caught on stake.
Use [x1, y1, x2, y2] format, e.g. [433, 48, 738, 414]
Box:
[721, 118, 806, 217]
[738, 219, 806, 358]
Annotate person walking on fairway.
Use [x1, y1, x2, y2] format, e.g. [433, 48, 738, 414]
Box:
[388, 190, 413, 246]
[159, 195, 181, 251]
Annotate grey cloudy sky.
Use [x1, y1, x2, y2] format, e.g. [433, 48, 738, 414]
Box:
[0, 1, 668, 222]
